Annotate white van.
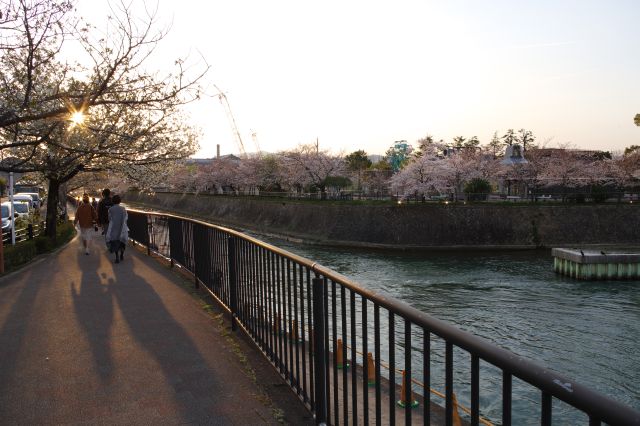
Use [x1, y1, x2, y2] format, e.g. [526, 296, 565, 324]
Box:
[10, 201, 31, 218]
[15, 192, 41, 209]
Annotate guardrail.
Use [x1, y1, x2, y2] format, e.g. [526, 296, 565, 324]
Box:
[126, 208, 640, 425]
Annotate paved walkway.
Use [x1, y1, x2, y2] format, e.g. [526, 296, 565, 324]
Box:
[0, 233, 312, 425]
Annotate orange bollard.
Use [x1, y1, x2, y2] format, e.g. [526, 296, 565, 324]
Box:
[452, 393, 463, 426]
[397, 370, 419, 408]
[367, 352, 376, 386]
[336, 339, 349, 369]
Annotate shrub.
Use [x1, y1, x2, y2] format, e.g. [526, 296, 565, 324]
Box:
[464, 178, 492, 201]
[3, 240, 37, 271]
[2, 220, 76, 273]
[34, 235, 54, 253]
[567, 193, 586, 203]
[56, 221, 75, 243]
[591, 185, 608, 203]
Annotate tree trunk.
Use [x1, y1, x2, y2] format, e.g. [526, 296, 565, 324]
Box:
[45, 179, 61, 241]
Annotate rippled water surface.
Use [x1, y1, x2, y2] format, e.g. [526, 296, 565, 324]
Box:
[256, 236, 640, 422]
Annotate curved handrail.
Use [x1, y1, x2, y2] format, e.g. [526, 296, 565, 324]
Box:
[128, 207, 640, 425]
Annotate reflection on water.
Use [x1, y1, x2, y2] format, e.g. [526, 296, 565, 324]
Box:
[257, 236, 640, 420]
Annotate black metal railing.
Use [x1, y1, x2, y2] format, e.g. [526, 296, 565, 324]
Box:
[126, 208, 640, 426]
[150, 189, 640, 204]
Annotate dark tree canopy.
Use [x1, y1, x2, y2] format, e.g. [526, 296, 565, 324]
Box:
[344, 150, 372, 171]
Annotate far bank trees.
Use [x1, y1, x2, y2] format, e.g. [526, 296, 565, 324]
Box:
[281, 144, 346, 198]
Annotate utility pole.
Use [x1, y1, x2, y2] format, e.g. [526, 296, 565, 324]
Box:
[9, 172, 14, 245]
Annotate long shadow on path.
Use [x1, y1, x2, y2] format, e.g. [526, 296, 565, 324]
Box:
[71, 249, 115, 383]
[0, 267, 42, 417]
[108, 251, 275, 424]
[0, 237, 284, 424]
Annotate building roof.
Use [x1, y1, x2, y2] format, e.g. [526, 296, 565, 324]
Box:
[500, 144, 528, 165]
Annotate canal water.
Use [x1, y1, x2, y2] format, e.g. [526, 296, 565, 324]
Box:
[256, 235, 640, 424]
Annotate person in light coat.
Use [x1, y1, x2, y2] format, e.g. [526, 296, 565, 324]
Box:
[105, 194, 128, 263]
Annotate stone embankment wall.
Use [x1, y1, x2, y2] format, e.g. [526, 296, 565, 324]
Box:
[126, 192, 640, 249]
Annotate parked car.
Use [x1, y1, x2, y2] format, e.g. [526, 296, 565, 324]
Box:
[11, 194, 36, 208]
[1, 203, 17, 234]
[10, 201, 31, 218]
[15, 192, 42, 209]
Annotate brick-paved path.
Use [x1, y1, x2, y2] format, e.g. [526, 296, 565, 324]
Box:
[0, 233, 311, 425]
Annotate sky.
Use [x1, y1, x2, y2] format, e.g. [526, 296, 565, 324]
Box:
[75, 0, 640, 158]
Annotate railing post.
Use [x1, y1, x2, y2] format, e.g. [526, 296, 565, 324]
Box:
[312, 276, 328, 425]
[228, 236, 238, 331]
[27, 224, 33, 240]
[146, 215, 151, 256]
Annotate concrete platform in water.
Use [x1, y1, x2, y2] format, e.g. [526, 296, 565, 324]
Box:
[552, 248, 640, 280]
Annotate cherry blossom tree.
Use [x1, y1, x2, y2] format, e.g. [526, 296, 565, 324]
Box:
[539, 146, 588, 201]
[361, 170, 391, 198]
[414, 135, 434, 157]
[499, 148, 546, 200]
[614, 150, 640, 195]
[167, 163, 199, 193]
[233, 155, 287, 195]
[434, 150, 481, 200]
[196, 158, 241, 194]
[525, 152, 548, 200]
[0, 0, 206, 238]
[468, 148, 498, 181]
[252, 154, 287, 192]
[280, 144, 345, 199]
[391, 148, 493, 201]
[389, 153, 440, 200]
[580, 158, 624, 201]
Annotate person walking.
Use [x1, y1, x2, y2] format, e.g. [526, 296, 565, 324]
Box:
[74, 194, 97, 255]
[97, 188, 113, 235]
[105, 194, 128, 263]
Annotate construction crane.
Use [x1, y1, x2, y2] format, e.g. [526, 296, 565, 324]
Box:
[250, 129, 261, 156]
[213, 84, 246, 157]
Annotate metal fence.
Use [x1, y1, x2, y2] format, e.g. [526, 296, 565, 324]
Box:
[152, 189, 640, 204]
[126, 208, 639, 426]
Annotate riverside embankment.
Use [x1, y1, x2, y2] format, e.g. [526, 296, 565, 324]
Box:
[125, 191, 640, 249]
